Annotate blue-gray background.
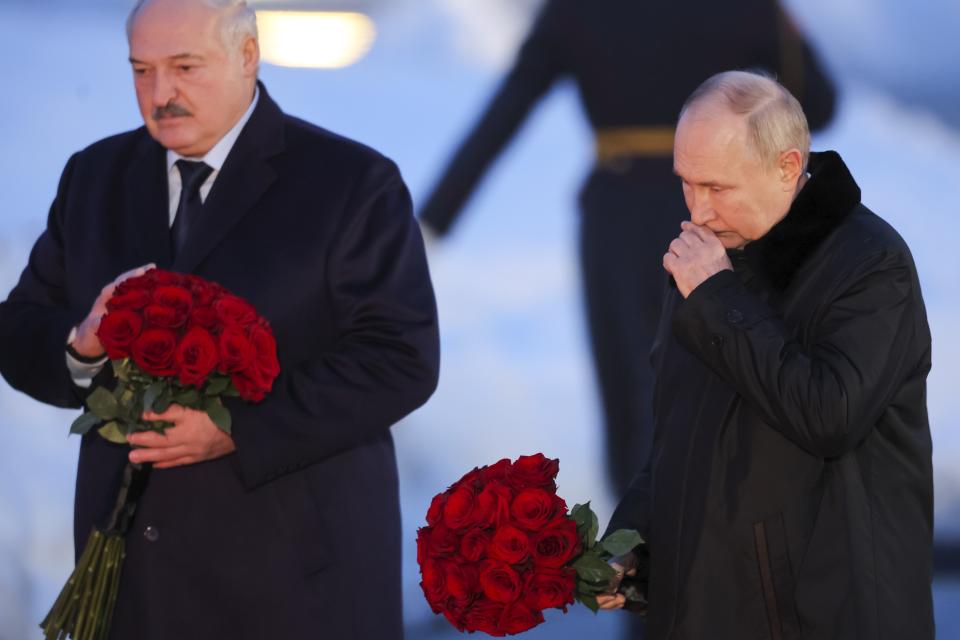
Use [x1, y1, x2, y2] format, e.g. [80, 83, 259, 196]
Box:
[1, 1, 958, 638]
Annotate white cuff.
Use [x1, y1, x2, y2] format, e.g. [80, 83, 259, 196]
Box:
[65, 326, 107, 388]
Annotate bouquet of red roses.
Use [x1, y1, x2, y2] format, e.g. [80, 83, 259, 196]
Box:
[417, 454, 645, 636]
[43, 268, 279, 640]
[68, 268, 279, 443]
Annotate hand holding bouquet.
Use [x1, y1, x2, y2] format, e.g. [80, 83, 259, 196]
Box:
[70, 268, 279, 442]
[43, 268, 279, 640]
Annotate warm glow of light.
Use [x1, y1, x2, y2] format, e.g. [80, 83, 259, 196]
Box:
[257, 11, 376, 69]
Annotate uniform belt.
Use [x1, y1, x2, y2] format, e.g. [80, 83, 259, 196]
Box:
[595, 126, 675, 162]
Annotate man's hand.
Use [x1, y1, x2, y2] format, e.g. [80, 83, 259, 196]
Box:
[597, 552, 638, 611]
[662, 221, 733, 298]
[128, 405, 236, 469]
[71, 263, 156, 357]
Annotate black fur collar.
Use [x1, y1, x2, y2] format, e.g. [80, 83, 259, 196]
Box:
[740, 150, 861, 290]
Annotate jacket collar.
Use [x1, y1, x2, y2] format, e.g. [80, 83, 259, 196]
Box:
[125, 81, 285, 273]
[739, 150, 862, 290]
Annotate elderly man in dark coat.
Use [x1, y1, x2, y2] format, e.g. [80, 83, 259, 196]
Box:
[0, 0, 438, 638]
[598, 71, 933, 640]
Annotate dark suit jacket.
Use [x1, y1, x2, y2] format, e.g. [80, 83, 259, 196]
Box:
[0, 83, 439, 639]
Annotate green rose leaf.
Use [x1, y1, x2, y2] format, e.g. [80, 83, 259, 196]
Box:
[97, 421, 127, 445]
[205, 398, 232, 434]
[174, 388, 201, 408]
[570, 502, 600, 547]
[111, 358, 131, 382]
[601, 529, 645, 557]
[86, 387, 119, 421]
[571, 502, 591, 528]
[576, 592, 600, 613]
[205, 376, 230, 397]
[153, 387, 173, 413]
[69, 411, 102, 436]
[573, 550, 616, 584]
[143, 381, 166, 414]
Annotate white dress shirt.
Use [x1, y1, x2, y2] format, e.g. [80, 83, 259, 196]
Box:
[67, 88, 260, 387]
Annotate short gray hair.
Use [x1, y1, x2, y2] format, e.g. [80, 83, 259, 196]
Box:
[127, 0, 258, 54]
[680, 70, 811, 171]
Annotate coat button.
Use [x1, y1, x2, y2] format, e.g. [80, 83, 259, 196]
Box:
[726, 309, 744, 324]
[711, 335, 724, 348]
[143, 525, 160, 543]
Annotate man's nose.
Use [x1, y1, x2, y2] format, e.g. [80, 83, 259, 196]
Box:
[152, 70, 177, 108]
[688, 190, 715, 226]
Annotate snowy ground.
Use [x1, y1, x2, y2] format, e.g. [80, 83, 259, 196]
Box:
[1, 3, 958, 638]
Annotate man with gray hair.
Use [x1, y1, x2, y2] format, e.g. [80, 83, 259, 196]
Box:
[0, 0, 438, 637]
[597, 70, 934, 639]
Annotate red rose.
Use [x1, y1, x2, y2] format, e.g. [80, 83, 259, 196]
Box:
[426, 493, 447, 526]
[96, 309, 143, 359]
[488, 525, 531, 565]
[499, 601, 545, 635]
[188, 306, 220, 331]
[456, 467, 483, 491]
[186, 275, 219, 306]
[442, 485, 479, 531]
[479, 560, 522, 603]
[248, 323, 280, 387]
[427, 524, 459, 559]
[174, 327, 219, 387]
[507, 453, 559, 491]
[480, 458, 512, 483]
[231, 372, 267, 402]
[142, 305, 180, 329]
[416, 527, 431, 565]
[218, 325, 255, 373]
[459, 527, 492, 563]
[463, 598, 506, 636]
[214, 294, 257, 327]
[442, 607, 467, 633]
[131, 328, 178, 376]
[523, 567, 576, 611]
[420, 559, 448, 607]
[475, 482, 513, 528]
[531, 518, 581, 568]
[152, 285, 193, 313]
[511, 488, 564, 531]
[152, 270, 186, 286]
[106, 288, 151, 312]
[444, 562, 479, 600]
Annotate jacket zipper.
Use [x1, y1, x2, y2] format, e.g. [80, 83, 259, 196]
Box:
[754, 521, 784, 640]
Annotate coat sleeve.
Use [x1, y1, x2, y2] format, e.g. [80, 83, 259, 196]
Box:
[671, 250, 925, 459]
[604, 466, 652, 541]
[418, 1, 570, 235]
[228, 159, 440, 489]
[0, 153, 86, 409]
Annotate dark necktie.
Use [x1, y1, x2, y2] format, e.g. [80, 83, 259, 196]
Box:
[170, 159, 213, 258]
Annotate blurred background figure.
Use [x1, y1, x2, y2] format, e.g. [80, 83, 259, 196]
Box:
[419, 0, 835, 519]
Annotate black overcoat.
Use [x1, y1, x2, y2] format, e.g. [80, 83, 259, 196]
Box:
[608, 152, 934, 639]
[0, 84, 439, 639]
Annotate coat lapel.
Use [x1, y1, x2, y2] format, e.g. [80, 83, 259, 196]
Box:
[172, 83, 286, 274]
[123, 133, 173, 269]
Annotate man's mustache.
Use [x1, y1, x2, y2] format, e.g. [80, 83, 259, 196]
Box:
[152, 102, 192, 120]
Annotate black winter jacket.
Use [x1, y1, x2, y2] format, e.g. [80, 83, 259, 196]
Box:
[608, 151, 933, 640]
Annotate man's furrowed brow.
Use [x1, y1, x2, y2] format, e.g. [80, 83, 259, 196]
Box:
[129, 53, 204, 64]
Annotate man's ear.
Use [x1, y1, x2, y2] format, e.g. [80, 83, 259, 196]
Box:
[778, 148, 804, 190]
[241, 36, 260, 77]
